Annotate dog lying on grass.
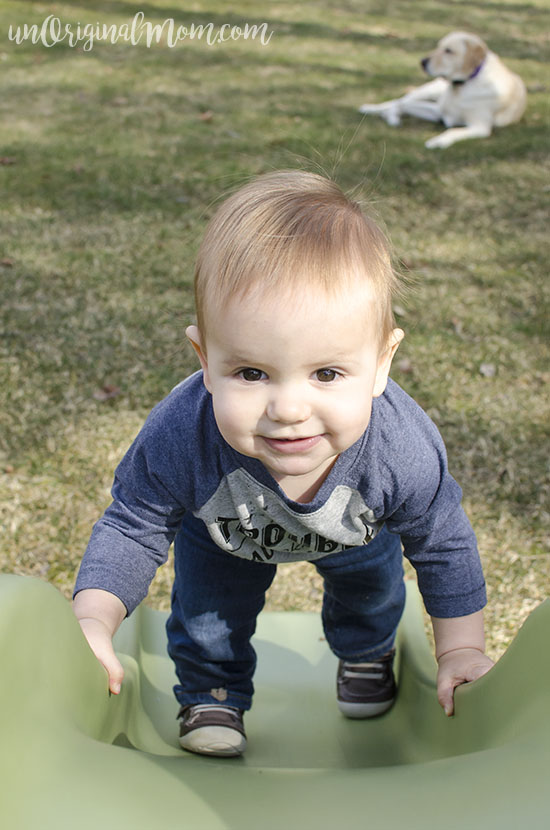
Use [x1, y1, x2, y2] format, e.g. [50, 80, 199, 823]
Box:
[359, 31, 527, 148]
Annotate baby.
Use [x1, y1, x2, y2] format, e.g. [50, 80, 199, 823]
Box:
[73, 170, 493, 757]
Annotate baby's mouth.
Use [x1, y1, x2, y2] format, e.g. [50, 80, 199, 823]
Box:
[262, 435, 323, 453]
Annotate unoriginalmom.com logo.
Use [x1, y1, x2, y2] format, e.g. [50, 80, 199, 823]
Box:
[7, 12, 275, 51]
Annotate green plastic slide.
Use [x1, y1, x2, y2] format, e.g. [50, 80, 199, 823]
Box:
[0, 574, 548, 829]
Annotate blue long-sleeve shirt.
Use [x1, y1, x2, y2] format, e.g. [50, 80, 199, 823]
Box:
[74, 373, 486, 618]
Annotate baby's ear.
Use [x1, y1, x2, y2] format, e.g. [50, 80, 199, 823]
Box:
[373, 328, 404, 397]
[186, 326, 211, 390]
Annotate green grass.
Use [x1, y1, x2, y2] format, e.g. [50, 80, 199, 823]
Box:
[1, 0, 548, 656]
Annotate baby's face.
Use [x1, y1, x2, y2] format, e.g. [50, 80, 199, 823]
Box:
[187, 285, 402, 502]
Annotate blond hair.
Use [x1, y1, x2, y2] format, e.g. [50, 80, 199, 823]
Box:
[194, 170, 401, 349]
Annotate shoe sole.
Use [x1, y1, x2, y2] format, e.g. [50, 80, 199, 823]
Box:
[179, 726, 247, 757]
[338, 698, 395, 719]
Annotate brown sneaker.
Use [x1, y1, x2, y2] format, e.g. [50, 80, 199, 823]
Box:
[337, 651, 396, 718]
[177, 704, 247, 757]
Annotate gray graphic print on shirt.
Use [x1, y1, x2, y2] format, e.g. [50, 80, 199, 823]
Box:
[194, 469, 382, 563]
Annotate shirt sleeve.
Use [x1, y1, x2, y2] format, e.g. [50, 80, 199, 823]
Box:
[384, 429, 487, 618]
[73, 404, 188, 615]
[373, 384, 487, 619]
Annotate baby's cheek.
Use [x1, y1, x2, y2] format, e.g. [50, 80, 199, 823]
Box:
[214, 397, 254, 439]
[332, 403, 372, 444]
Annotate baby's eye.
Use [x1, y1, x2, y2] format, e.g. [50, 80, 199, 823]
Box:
[239, 367, 265, 382]
[315, 368, 339, 383]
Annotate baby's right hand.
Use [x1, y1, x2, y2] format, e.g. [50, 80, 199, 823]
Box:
[77, 617, 124, 695]
[73, 588, 127, 694]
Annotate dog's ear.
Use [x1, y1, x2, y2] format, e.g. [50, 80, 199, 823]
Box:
[463, 39, 487, 75]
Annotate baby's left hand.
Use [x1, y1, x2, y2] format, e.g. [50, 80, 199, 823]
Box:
[436, 647, 494, 716]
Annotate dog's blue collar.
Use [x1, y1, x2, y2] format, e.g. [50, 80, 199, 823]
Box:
[452, 59, 485, 87]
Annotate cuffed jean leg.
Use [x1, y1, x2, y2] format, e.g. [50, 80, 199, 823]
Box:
[314, 526, 406, 661]
[166, 514, 276, 711]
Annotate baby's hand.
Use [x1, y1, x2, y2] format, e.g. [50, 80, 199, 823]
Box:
[78, 617, 125, 695]
[73, 588, 126, 695]
[436, 647, 493, 716]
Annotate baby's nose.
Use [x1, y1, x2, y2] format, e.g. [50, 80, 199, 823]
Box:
[267, 386, 310, 423]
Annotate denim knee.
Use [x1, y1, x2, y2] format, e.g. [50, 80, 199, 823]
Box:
[315, 526, 405, 660]
[166, 514, 276, 709]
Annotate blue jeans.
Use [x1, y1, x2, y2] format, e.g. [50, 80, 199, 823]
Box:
[166, 513, 405, 711]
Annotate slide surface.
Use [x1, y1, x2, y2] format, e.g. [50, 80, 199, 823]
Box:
[0, 574, 548, 829]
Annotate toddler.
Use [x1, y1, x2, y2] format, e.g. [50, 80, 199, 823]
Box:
[73, 170, 493, 757]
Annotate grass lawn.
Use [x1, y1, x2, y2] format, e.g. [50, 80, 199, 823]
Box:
[0, 0, 548, 658]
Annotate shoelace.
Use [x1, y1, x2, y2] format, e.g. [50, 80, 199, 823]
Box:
[185, 704, 239, 724]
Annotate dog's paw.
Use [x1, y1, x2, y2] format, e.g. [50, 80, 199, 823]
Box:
[358, 103, 380, 114]
[359, 103, 401, 126]
[382, 108, 401, 127]
[425, 133, 451, 149]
